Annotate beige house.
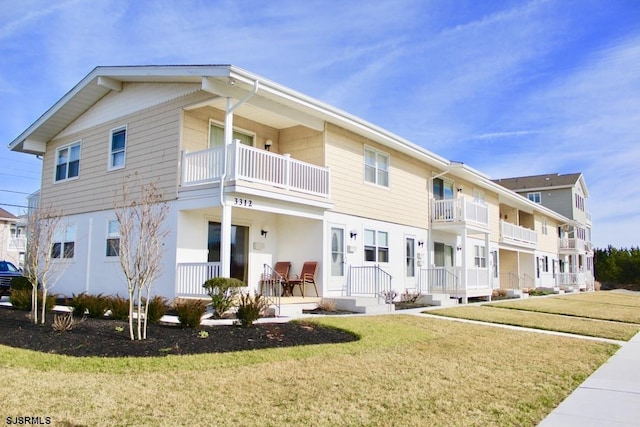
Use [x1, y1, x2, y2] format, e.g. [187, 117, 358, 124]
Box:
[494, 173, 594, 290]
[8, 65, 580, 308]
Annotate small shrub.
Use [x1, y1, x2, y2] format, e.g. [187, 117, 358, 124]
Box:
[400, 290, 420, 303]
[107, 295, 129, 320]
[145, 295, 169, 324]
[235, 292, 269, 328]
[51, 312, 83, 332]
[174, 298, 206, 328]
[70, 293, 109, 318]
[203, 277, 245, 319]
[197, 330, 209, 339]
[380, 289, 398, 304]
[10, 276, 32, 291]
[492, 288, 508, 298]
[9, 289, 56, 311]
[317, 298, 337, 312]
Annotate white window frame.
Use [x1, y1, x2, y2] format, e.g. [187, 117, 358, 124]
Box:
[541, 219, 548, 235]
[106, 220, 120, 257]
[52, 224, 76, 259]
[54, 141, 81, 182]
[473, 245, 486, 268]
[208, 120, 255, 147]
[527, 192, 541, 204]
[364, 146, 390, 188]
[108, 126, 127, 170]
[405, 237, 415, 277]
[364, 229, 389, 263]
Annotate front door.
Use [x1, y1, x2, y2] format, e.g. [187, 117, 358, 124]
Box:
[208, 222, 249, 282]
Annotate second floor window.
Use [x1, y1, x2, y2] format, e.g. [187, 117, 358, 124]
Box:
[109, 127, 127, 169]
[527, 192, 541, 204]
[55, 142, 81, 182]
[364, 147, 389, 187]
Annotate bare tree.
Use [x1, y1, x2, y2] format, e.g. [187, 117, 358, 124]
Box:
[114, 174, 169, 340]
[24, 204, 65, 324]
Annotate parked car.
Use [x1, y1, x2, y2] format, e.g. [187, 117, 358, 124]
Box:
[0, 261, 24, 296]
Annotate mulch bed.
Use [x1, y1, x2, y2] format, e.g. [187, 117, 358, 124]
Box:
[0, 307, 358, 358]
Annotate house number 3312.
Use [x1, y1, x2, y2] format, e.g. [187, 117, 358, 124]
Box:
[233, 198, 253, 207]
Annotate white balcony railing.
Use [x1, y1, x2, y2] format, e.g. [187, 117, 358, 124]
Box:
[431, 198, 489, 227]
[182, 142, 330, 198]
[559, 238, 588, 252]
[8, 237, 27, 251]
[500, 220, 537, 245]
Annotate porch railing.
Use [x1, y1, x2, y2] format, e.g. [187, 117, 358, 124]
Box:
[260, 263, 282, 316]
[8, 237, 27, 251]
[346, 265, 392, 298]
[465, 267, 490, 290]
[431, 198, 489, 227]
[182, 142, 330, 197]
[176, 262, 221, 297]
[559, 238, 586, 252]
[417, 267, 460, 294]
[500, 220, 537, 245]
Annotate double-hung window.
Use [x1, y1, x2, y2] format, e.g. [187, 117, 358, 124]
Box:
[473, 245, 486, 268]
[527, 192, 541, 204]
[55, 142, 81, 182]
[109, 127, 127, 170]
[364, 229, 389, 262]
[52, 224, 76, 259]
[364, 147, 389, 187]
[106, 220, 120, 257]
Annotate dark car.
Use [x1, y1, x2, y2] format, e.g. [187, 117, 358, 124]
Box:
[0, 261, 23, 296]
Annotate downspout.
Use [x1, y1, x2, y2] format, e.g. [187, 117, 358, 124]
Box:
[218, 79, 260, 207]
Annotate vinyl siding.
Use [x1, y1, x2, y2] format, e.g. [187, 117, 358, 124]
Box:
[325, 124, 429, 228]
[40, 93, 197, 215]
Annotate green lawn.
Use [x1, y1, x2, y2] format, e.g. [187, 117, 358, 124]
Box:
[0, 315, 617, 426]
[430, 305, 640, 341]
[487, 290, 640, 324]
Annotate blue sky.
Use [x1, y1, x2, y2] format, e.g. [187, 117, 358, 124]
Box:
[1, 0, 639, 248]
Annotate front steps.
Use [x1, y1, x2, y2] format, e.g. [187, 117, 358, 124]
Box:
[417, 294, 459, 307]
[327, 297, 395, 314]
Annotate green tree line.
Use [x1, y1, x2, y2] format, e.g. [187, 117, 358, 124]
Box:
[595, 246, 640, 285]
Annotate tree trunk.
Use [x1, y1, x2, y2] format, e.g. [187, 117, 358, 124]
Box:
[40, 288, 47, 324]
[32, 285, 38, 324]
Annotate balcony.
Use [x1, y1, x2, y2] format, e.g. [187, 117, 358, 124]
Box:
[500, 220, 537, 246]
[431, 198, 489, 229]
[559, 238, 588, 253]
[7, 237, 26, 252]
[181, 141, 330, 198]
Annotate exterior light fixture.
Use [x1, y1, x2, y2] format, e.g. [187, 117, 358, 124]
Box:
[264, 139, 272, 151]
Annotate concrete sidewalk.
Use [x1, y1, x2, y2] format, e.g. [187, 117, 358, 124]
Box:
[538, 332, 640, 426]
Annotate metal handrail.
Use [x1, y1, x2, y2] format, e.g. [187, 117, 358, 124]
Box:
[261, 263, 282, 316]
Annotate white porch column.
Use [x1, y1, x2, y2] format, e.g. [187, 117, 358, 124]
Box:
[485, 232, 491, 290]
[460, 228, 468, 303]
[220, 97, 234, 278]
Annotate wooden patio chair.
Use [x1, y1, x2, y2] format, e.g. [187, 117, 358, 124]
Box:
[288, 262, 319, 297]
[261, 262, 291, 297]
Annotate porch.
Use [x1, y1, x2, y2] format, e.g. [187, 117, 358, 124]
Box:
[416, 267, 493, 303]
[181, 141, 330, 198]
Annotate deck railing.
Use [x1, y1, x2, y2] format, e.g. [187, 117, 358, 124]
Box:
[182, 142, 330, 197]
[500, 220, 537, 245]
[559, 238, 586, 252]
[346, 265, 392, 298]
[176, 262, 221, 297]
[431, 198, 489, 227]
[8, 237, 27, 251]
[260, 263, 282, 316]
[417, 267, 460, 294]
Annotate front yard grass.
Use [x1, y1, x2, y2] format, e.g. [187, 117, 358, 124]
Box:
[487, 290, 640, 324]
[0, 315, 616, 426]
[430, 306, 640, 341]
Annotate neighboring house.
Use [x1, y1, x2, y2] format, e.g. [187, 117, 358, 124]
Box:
[8, 65, 579, 304]
[494, 173, 594, 290]
[0, 207, 26, 268]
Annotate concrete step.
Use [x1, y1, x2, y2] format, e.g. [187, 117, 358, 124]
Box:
[271, 302, 318, 317]
[418, 294, 459, 307]
[326, 297, 395, 314]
